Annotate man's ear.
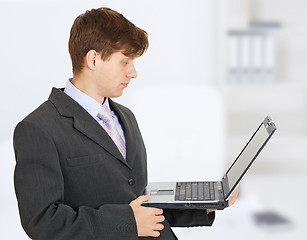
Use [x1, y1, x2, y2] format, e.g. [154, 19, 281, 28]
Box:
[85, 50, 98, 70]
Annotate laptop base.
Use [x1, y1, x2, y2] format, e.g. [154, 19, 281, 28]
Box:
[142, 201, 228, 210]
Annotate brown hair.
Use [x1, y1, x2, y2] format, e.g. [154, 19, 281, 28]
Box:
[69, 7, 149, 75]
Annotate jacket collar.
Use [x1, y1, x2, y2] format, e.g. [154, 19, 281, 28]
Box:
[108, 98, 137, 167]
[48, 87, 133, 169]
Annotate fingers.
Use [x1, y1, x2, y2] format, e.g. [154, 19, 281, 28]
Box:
[129, 195, 165, 237]
[152, 230, 161, 238]
[131, 195, 163, 214]
[154, 223, 164, 231]
[152, 207, 163, 216]
[206, 209, 216, 214]
[130, 195, 150, 209]
[151, 224, 164, 238]
[229, 185, 240, 207]
[134, 195, 150, 205]
[155, 214, 165, 223]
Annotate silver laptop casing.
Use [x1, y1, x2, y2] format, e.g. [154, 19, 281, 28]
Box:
[142, 116, 276, 210]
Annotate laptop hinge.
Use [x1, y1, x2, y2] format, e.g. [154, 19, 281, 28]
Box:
[222, 175, 230, 199]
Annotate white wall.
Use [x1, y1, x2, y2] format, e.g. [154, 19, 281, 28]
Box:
[0, 0, 220, 142]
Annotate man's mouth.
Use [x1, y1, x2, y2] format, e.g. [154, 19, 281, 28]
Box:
[121, 82, 129, 88]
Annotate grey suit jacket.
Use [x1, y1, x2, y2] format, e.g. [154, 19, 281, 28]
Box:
[13, 88, 214, 240]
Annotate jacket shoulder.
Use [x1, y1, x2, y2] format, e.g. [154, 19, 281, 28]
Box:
[19, 100, 58, 125]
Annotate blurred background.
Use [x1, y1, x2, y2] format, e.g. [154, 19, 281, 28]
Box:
[1, 0, 306, 239]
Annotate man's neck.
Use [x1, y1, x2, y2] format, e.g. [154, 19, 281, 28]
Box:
[71, 74, 105, 104]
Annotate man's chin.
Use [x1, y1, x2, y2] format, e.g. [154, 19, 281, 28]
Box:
[110, 91, 124, 99]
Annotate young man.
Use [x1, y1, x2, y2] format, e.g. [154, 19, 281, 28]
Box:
[13, 7, 239, 240]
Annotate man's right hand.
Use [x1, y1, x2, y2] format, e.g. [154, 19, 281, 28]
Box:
[129, 195, 165, 237]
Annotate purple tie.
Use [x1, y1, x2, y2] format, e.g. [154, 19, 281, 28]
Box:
[97, 105, 126, 159]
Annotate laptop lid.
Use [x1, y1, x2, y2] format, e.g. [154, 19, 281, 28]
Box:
[222, 116, 276, 200]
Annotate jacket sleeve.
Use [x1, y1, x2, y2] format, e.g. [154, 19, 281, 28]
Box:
[13, 121, 138, 240]
[163, 209, 215, 227]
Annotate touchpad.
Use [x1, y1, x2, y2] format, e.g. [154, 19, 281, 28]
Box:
[151, 190, 174, 195]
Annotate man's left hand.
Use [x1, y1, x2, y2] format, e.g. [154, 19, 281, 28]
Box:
[228, 184, 240, 207]
[206, 184, 240, 214]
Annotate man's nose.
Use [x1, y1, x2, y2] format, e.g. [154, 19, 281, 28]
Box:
[127, 62, 137, 79]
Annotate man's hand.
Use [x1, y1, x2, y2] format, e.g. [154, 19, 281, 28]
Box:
[207, 209, 216, 214]
[206, 184, 241, 214]
[228, 184, 240, 207]
[129, 195, 165, 237]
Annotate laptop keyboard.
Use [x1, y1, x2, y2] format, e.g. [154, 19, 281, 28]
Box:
[175, 182, 216, 201]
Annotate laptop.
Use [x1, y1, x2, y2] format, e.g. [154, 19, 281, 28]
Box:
[142, 116, 276, 210]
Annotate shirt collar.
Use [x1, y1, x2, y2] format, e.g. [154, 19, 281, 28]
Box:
[64, 78, 110, 121]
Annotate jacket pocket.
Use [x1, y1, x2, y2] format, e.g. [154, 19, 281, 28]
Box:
[67, 154, 104, 167]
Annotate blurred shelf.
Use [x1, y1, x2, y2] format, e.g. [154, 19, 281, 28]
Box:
[224, 81, 307, 92]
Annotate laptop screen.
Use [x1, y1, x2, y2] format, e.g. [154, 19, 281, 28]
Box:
[225, 117, 276, 198]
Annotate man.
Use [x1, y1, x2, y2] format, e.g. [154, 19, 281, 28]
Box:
[13, 7, 239, 239]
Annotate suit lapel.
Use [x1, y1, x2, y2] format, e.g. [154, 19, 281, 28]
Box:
[109, 99, 137, 167]
[49, 88, 131, 169]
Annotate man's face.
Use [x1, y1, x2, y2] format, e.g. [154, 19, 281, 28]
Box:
[93, 51, 137, 99]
